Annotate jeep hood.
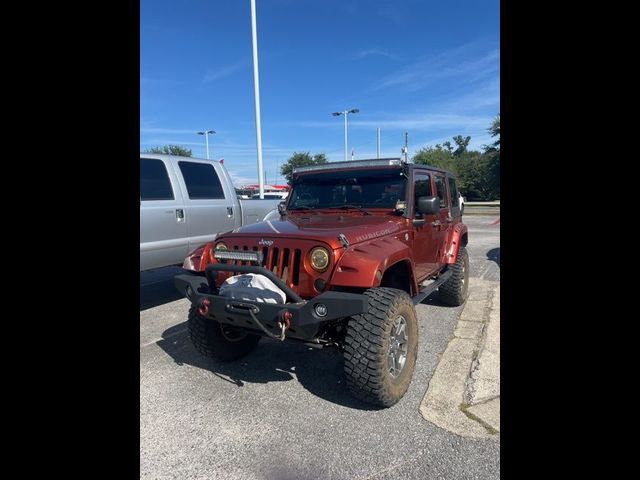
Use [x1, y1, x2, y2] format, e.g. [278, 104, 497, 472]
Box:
[220, 214, 405, 250]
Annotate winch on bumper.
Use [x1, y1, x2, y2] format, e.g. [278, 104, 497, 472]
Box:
[174, 264, 368, 342]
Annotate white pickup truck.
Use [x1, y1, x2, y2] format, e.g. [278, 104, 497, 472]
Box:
[140, 153, 281, 271]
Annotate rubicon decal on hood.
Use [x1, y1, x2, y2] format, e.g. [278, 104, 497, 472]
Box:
[353, 228, 396, 243]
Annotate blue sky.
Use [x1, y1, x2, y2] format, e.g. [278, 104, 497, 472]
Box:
[141, 0, 500, 186]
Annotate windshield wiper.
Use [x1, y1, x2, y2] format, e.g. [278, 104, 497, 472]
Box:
[287, 206, 318, 214]
[326, 205, 372, 215]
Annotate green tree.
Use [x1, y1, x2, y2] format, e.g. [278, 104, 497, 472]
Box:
[488, 113, 500, 150]
[411, 116, 500, 201]
[280, 152, 327, 183]
[452, 135, 471, 156]
[144, 145, 193, 157]
[412, 144, 454, 171]
[481, 113, 500, 199]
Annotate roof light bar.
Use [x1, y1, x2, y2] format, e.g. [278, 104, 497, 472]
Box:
[214, 250, 263, 263]
[293, 158, 403, 174]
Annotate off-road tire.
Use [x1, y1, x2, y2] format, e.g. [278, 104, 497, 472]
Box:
[438, 246, 469, 306]
[188, 306, 261, 361]
[343, 287, 418, 407]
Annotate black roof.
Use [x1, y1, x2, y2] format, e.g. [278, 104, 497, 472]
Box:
[293, 157, 455, 177]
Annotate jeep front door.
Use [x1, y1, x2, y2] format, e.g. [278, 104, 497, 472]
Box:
[412, 172, 440, 280]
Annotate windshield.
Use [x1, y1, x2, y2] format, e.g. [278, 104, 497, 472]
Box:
[288, 169, 406, 210]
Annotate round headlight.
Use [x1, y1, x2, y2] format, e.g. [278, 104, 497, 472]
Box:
[310, 247, 330, 272]
[215, 242, 228, 251]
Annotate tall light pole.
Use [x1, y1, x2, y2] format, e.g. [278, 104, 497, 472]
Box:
[197, 130, 215, 159]
[332, 108, 359, 161]
[250, 0, 265, 199]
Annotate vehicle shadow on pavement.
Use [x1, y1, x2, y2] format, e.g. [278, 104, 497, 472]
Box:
[140, 281, 184, 311]
[487, 247, 500, 267]
[157, 322, 382, 411]
[419, 291, 450, 307]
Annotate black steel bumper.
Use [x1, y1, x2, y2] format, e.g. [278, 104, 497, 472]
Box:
[174, 264, 368, 341]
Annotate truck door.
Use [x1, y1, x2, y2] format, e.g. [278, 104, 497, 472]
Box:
[140, 157, 189, 271]
[411, 171, 440, 280]
[433, 173, 452, 265]
[172, 159, 238, 251]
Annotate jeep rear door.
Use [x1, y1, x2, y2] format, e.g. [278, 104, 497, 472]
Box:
[412, 171, 440, 280]
[432, 173, 452, 264]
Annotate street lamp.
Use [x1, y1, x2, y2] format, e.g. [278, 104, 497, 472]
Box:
[196, 130, 216, 159]
[332, 108, 359, 161]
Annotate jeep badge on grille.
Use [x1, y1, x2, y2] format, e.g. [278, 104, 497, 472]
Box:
[258, 238, 274, 247]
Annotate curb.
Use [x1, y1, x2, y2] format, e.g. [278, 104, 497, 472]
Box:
[419, 279, 500, 439]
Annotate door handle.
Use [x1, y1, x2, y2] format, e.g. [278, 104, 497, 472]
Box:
[176, 209, 185, 222]
[227, 207, 233, 217]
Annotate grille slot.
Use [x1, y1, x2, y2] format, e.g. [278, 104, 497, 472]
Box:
[228, 244, 302, 286]
[263, 246, 301, 286]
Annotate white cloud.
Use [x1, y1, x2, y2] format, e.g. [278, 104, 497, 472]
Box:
[372, 45, 499, 92]
[203, 61, 246, 83]
[354, 48, 397, 60]
[290, 113, 493, 132]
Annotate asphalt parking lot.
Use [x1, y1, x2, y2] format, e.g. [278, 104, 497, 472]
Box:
[140, 215, 500, 479]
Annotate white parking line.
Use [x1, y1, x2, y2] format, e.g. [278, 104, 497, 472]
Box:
[140, 327, 188, 349]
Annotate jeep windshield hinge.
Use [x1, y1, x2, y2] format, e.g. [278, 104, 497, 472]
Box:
[338, 233, 350, 248]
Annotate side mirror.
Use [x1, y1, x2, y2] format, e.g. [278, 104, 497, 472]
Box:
[416, 196, 440, 215]
[277, 201, 287, 216]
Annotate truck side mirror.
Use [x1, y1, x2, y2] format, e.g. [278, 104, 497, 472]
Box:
[277, 201, 287, 216]
[416, 196, 439, 215]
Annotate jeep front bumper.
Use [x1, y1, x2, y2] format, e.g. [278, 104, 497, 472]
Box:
[174, 264, 368, 342]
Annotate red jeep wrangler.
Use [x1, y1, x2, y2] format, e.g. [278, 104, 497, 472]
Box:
[175, 158, 469, 407]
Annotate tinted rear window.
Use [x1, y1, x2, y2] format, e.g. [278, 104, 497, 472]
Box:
[140, 158, 174, 201]
[178, 161, 225, 199]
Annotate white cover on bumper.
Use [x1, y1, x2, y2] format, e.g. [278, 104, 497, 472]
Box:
[218, 274, 286, 304]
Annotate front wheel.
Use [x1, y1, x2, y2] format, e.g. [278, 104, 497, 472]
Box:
[343, 287, 418, 407]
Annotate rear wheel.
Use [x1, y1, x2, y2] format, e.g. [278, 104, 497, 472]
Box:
[438, 246, 469, 306]
[343, 287, 418, 407]
[187, 306, 261, 361]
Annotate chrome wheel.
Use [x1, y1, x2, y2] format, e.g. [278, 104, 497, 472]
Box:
[388, 315, 408, 378]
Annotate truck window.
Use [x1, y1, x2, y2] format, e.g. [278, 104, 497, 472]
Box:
[434, 175, 448, 208]
[414, 173, 432, 217]
[178, 161, 225, 199]
[140, 158, 174, 201]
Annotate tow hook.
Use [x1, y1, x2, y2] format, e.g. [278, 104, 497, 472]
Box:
[275, 311, 293, 341]
[282, 310, 293, 329]
[198, 298, 210, 316]
[247, 308, 291, 342]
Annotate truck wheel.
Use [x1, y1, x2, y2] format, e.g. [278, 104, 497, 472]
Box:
[187, 306, 261, 361]
[438, 246, 469, 306]
[343, 287, 418, 407]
